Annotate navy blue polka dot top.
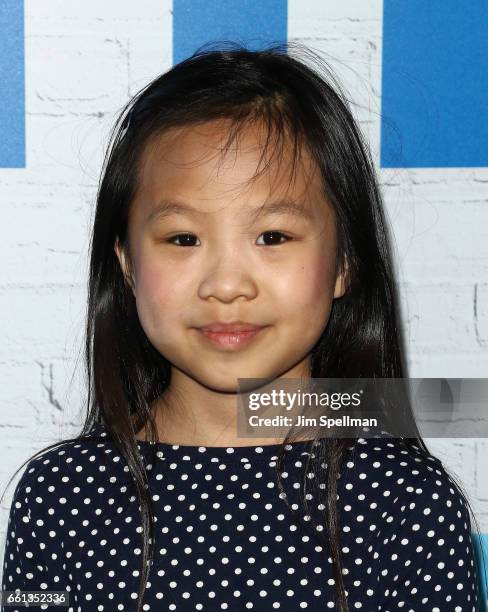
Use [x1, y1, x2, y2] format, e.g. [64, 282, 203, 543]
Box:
[2, 423, 480, 611]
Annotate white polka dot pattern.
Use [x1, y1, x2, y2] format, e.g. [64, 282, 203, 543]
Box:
[1, 425, 480, 611]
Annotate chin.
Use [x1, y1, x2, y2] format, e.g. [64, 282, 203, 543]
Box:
[210, 370, 286, 394]
[195, 368, 265, 391]
[195, 378, 241, 395]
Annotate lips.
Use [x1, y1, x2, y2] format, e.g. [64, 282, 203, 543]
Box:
[196, 323, 267, 349]
[198, 321, 264, 333]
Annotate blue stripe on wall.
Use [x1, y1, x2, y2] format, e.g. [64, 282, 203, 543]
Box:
[0, 0, 25, 168]
[173, 0, 287, 65]
[380, 1, 488, 168]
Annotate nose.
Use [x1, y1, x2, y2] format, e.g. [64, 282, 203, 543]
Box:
[198, 252, 258, 303]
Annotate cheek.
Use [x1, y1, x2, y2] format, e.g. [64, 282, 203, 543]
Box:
[310, 256, 335, 300]
[133, 260, 185, 334]
[274, 251, 337, 350]
[279, 252, 336, 310]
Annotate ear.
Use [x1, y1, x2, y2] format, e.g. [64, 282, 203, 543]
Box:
[114, 239, 136, 295]
[333, 258, 349, 299]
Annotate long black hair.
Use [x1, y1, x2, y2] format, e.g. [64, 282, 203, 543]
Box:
[2, 42, 485, 611]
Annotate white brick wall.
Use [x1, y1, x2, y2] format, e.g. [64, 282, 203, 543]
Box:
[1, 0, 487, 577]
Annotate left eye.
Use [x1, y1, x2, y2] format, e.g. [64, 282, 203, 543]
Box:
[256, 231, 292, 246]
[166, 233, 199, 247]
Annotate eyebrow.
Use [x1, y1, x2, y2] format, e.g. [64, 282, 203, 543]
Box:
[145, 198, 316, 225]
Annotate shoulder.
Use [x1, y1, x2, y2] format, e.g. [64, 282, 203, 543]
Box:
[346, 434, 462, 490]
[9, 423, 132, 507]
[345, 437, 481, 608]
[340, 434, 473, 526]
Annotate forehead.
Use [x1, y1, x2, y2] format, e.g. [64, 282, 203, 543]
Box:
[132, 118, 329, 222]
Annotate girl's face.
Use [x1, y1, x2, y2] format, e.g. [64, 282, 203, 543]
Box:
[115, 119, 347, 392]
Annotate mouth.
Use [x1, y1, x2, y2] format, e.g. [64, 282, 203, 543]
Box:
[198, 321, 265, 333]
[196, 325, 268, 349]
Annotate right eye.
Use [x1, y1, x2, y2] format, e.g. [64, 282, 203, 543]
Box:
[166, 233, 200, 247]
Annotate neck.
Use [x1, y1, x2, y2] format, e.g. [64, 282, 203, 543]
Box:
[135, 362, 313, 447]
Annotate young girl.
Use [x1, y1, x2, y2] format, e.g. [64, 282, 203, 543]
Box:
[1, 43, 483, 611]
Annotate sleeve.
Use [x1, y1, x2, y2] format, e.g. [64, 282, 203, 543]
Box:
[1, 465, 70, 611]
[375, 469, 481, 611]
